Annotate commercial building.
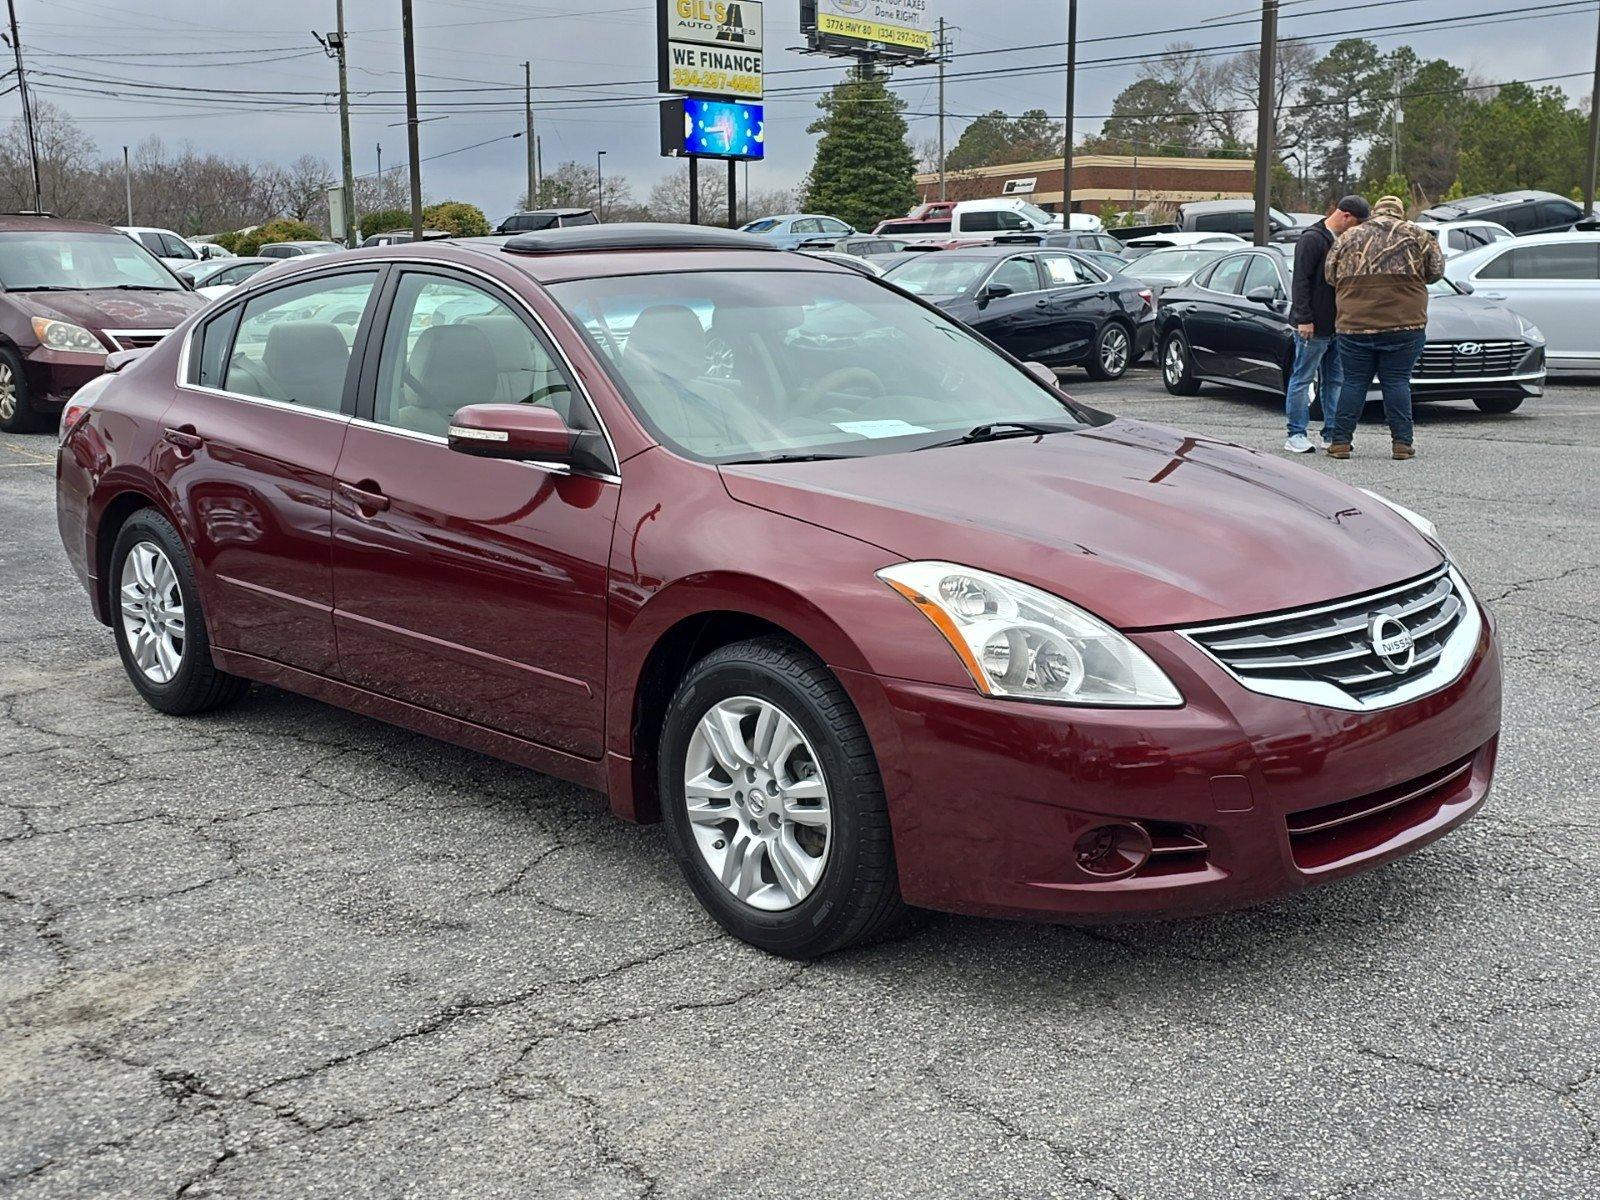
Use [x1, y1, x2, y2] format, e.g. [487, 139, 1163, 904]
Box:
[914, 153, 1257, 215]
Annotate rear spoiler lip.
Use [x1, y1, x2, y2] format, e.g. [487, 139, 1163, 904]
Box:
[104, 348, 150, 373]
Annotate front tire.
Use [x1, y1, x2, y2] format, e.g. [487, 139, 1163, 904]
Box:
[0, 346, 46, 434]
[1161, 330, 1202, 395]
[1474, 396, 1524, 414]
[660, 636, 909, 958]
[1085, 321, 1132, 381]
[110, 510, 249, 715]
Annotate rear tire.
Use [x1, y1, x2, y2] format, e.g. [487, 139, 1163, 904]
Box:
[1473, 396, 1524, 414]
[1160, 331, 1201, 395]
[1085, 321, 1132, 381]
[0, 345, 46, 434]
[110, 510, 250, 716]
[659, 636, 911, 959]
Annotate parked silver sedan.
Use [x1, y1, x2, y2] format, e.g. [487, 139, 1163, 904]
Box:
[1444, 231, 1600, 373]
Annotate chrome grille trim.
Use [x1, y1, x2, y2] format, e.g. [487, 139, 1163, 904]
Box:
[103, 329, 171, 352]
[1413, 340, 1525, 379]
[1180, 565, 1482, 712]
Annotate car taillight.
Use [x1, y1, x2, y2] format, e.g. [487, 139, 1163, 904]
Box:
[58, 373, 114, 443]
[1138, 289, 1154, 312]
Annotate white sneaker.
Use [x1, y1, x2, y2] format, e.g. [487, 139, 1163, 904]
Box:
[1284, 434, 1315, 454]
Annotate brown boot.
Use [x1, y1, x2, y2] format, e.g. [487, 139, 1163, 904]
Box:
[1392, 441, 1415, 460]
[1327, 442, 1352, 460]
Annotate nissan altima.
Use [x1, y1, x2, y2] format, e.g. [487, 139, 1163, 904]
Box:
[56, 226, 1501, 958]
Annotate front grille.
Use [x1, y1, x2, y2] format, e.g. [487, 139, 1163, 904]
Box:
[1285, 750, 1478, 872]
[103, 330, 169, 352]
[1413, 340, 1523, 379]
[1184, 565, 1473, 709]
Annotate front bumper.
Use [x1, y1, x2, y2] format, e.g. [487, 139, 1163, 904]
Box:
[24, 347, 108, 410]
[837, 601, 1501, 922]
[1407, 373, 1544, 404]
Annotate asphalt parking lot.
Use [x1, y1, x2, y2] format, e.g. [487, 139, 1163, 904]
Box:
[2, 369, 1596, 1200]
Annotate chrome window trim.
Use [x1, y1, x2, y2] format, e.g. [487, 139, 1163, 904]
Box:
[174, 255, 623, 477]
[1179, 565, 1482, 713]
[345, 416, 622, 484]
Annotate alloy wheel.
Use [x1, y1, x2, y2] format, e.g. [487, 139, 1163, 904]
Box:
[1163, 337, 1184, 386]
[683, 696, 832, 912]
[119, 542, 186, 684]
[1102, 327, 1130, 375]
[0, 361, 14, 422]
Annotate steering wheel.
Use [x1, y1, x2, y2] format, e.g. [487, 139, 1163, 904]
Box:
[793, 366, 887, 417]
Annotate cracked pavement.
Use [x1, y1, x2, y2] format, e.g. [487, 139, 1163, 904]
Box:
[2, 375, 1597, 1199]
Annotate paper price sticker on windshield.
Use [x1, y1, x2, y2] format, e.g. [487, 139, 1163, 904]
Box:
[833, 420, 931, 439]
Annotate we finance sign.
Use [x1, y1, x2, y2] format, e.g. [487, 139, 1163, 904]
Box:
[658, 0, 764, 99]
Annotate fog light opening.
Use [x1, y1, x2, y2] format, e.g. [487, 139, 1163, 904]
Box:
[1074, 822, 1152, 880]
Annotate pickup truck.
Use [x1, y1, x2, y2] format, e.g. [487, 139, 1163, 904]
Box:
[874, 198, 1102, 243]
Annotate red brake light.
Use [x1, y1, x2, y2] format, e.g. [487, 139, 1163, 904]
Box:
[59, 397, 94, 443]
[1138, 288, 1154, 312]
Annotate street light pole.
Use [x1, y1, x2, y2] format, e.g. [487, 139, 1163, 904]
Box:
[523, 60, 538, 207]
[596, 150, 607, 221]
[316, 2, 358, 247]
[1252, 0, 1279, 247]
[401, 0, 423, 240]
[1061, 0, 1076, 224]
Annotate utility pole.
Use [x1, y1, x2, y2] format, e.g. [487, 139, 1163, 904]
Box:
[1389, 60, 1405, 181]
[6, 0, 41, 213]
[122, 146, 132, 224]
[315, 3, 357, 246]
[523, 61, 538, 208]
[376, 142, 382, 187]
[1061, 0, 1077, 225]
[727, 159, 736, 228]
[936, 17, 947, 201]
[596, 150, 606, 221]
[401, 0, 423, 239]
[688, 157, 699, 225]
[1252, 0, 1279, 247]
[1585, 2, 1600, 220]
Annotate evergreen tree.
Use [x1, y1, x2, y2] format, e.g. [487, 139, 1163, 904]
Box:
[804, 67, 917, 231]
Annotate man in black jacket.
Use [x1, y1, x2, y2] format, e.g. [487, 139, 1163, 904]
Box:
[1283, 195, 1369, 453]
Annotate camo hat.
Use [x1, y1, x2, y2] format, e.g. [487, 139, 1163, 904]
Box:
[1373, 195, 1406, 220]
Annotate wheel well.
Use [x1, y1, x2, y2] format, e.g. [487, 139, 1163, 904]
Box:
[94, 491, 157, 623]
[628, 611, 805, 824]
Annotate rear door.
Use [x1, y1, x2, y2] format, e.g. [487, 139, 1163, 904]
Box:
[1037, 253, 1111, 366]
[168, 267, 383, 676]
[329, 265, 620, 758]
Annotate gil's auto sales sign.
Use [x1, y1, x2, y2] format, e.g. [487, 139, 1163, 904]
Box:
[658, 0, 764, 99]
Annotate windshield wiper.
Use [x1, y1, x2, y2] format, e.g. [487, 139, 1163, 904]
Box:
[97, 284, 179, 292]
[722, 452, 854, 465]
[5, 285, 80, 292]
[913, 421, 1074, 451]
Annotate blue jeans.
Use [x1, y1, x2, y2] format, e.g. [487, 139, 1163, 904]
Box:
[1326, 329, 1427, 447]
[1284, 332, 1341, 438]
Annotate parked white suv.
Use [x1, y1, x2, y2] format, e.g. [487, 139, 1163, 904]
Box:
[1416, 219, 1515, 259]
[117, 225, 199, 270]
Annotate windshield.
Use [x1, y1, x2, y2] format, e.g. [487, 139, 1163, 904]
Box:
[882, 256, 989, 298]
[741, 219, 779, 233]
[1123, 249, 1223, 280]
[1427, 278, 1460, 296]
[1016, 203, 1054, 225]
[0, 231, 182, 291]
[550, 269, 1099, 463]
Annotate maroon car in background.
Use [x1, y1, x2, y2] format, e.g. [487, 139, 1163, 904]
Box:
[54, 226, 1502, 958]
[0, 214, 203, 432]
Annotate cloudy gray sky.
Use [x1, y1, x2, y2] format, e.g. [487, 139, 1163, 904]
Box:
[13, 0, 1599, 217]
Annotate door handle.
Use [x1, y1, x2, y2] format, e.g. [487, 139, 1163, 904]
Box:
[163, 426, 203, 451]
[1478, 291, 1508, 301]
[337, 480, 390, 513]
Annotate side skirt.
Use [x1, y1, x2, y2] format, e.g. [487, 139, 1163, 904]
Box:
[211, 646, 610, 796]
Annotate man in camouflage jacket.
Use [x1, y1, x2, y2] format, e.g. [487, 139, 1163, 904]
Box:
[1322, 194, 1445, 460]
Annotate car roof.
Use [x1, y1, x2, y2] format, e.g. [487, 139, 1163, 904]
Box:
[0, 214, 130, 235]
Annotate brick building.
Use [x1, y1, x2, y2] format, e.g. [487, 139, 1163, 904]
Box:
[914, 153, 1256, 215]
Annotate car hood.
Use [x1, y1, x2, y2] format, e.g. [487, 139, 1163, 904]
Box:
[719, 419, 1441, 629]
[12, 288, 204, 332]
[1425, 293, 1524, 339]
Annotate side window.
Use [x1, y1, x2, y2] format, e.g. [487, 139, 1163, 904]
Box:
[1497, 203, 1540, 235]
[989, 256, 1041, 293]
[994, 210, 1031, 231]
[162, 234, 195, 259]
[962, 210, 1000, 232]
[791, 218, 823, 234]
[1242, 255, 1283, 295]
[192, 306, 242, 389]
[222, 271, 377, 412]
[1041, 255, 1082, 286]
[820, 218, 851, 234]
[137, 232, 164, 255]
[372, 273, 588, 440]
[1447, 230, 1470, 252]
[1207, 255, 1250, 294]
[1536, 200, 1581, 229]
[1508, 243, 1600, 279]
[1475, 249, 1516, 280]
[563, 212, 599, 227]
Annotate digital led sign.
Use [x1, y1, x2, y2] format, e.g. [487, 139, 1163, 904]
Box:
[660, 98, 765, 161]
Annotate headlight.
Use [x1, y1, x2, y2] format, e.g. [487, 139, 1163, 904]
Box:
[1360, 488, 1443, 548]
[877, 561, 1183, 707]
[1516, 315, 1545, 343]
[31, 316, 106, 355]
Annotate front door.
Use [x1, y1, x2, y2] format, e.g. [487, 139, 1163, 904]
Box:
[966, 255, 1054, 362]
[167, 268, 382, 676]
[1184, 253, 1251, 378]
[1236, 254, 1294, 391]
[330, 267, 620, 759]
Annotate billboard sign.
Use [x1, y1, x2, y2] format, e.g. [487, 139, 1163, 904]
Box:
[660, 97, 766, 160]
[801, 0, 934, 59]
[658, 1, 764, 99]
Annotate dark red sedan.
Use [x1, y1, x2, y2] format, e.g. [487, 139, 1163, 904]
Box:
[55, 226, 1501, 958]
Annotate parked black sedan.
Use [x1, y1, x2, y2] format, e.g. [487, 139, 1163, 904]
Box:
[1154, 246, 1546, 414]
[883, 246, 1154, 380]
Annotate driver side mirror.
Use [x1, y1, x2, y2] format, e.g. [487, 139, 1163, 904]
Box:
[1244, 284, 1281, 306]
[448, 403, 607, 472]
[1454, 278, 1474, 294]
[979, 282, 1014, 306]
